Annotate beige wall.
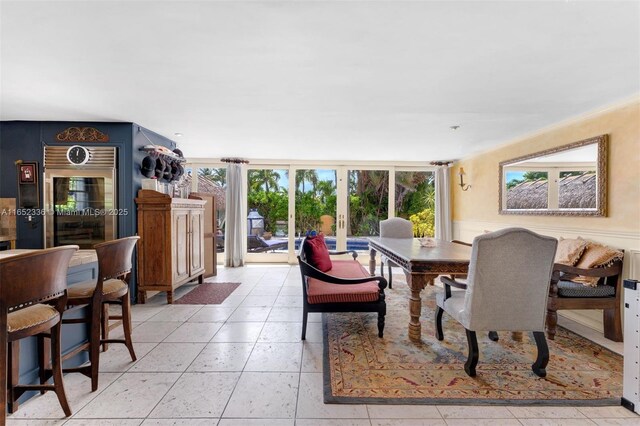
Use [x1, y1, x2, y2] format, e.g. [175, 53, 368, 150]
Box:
[452, 100, 639, 231]
[451, 99, 640, 333]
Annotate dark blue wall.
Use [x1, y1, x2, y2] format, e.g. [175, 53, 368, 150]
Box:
[0, 120, 177, 301]
[0, 122, 45, 248]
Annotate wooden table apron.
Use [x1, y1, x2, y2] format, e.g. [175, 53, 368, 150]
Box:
[368, 237, 471, 342]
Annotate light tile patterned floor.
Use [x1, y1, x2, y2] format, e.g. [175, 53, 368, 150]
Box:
[7, 265, 638, 425]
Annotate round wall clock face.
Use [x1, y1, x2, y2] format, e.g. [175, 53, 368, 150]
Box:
[66, 145, 90, 165]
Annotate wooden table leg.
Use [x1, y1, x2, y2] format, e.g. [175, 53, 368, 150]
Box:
[407, 272, 432, 342]
[369, 248, 377, 276]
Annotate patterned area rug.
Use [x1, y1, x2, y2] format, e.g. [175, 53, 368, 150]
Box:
[324, 280, 622, 405]
[174, 282, 240, 304]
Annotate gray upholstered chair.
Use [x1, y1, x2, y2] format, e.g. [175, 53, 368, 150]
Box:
[435, 228, 557, 378]
[379, 217, 413, 288]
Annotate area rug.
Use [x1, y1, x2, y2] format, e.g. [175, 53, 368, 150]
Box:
[174, 282, 240, 304]
[323, 280, 622, 405]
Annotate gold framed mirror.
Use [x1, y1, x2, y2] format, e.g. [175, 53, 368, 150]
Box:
[499, 135, 607, 216]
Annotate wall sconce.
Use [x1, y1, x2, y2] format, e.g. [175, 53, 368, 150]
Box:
[458, 167, 470, 191]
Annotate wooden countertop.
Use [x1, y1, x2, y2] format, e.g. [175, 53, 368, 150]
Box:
[0, 249, 97, 267]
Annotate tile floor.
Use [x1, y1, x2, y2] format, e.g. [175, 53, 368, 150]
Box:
[7, 265, 638, 425]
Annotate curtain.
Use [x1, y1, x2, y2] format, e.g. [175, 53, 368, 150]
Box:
[435, 166, 452, 241]
[225, 162, 246, 267]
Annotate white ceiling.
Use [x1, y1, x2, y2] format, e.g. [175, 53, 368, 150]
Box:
[1, 0, 638, 162]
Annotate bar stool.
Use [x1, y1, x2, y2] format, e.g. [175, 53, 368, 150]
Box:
[62, 236, 139, 391]
[1, 245, 78, 417]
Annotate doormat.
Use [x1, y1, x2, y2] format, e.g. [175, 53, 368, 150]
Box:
[174, 282, 240, 305]
[324, 281, 622, 405]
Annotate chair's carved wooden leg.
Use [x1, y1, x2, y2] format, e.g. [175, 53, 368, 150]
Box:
[464, 329, 479, 377]
[532, 331, 549, 377]
[435, 306, 444, 341]
[301, 307, 308, 340]
[488, 331, 499, 341]
[546, 309, 557, 340]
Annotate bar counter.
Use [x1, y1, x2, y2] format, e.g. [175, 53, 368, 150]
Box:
[0, 248, 97, 265]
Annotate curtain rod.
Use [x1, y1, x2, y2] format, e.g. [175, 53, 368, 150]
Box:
[221, 157, 249, 164]
[429, 161, 453, 166]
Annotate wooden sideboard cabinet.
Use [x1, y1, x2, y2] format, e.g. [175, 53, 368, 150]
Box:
[135, 189, 206, 303]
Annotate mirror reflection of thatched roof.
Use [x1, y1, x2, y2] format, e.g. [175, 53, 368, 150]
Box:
[506, 172, 596, 209]
[182, 173, 226, 209]
[559, 172, 596, 208]
[507, 179, 549, 209]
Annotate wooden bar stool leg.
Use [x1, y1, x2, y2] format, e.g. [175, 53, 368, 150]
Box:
[7, 340, 20, 413]
[38, 334, 50, 393]
[101, 303, 109, 352]
[89, 304, 102, 392]
[51, 322, 72, 417]
[121, 294, 137, 361]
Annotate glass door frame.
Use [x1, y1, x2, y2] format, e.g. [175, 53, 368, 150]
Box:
[188, 160, 439, 265]
[245, 163, 291, 263]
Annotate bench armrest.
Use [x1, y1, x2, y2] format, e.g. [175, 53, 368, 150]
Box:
[328, 250, 358, 260]
[552, 262, 621, 278]
[298, 257, 387, 291]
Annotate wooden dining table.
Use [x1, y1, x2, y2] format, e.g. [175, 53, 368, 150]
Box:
[367, 237, 472, 342]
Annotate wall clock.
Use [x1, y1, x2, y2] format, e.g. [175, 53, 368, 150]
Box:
[66, 145, 90, 165]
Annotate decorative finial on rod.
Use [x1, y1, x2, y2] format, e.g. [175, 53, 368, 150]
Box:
[221, 158, 249, 164]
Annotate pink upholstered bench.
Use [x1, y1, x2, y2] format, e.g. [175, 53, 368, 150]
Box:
[297, 235, 387, 340]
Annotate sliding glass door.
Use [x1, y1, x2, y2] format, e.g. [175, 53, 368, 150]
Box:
[246, 166, 289, 262]
[292, 167, 339, 250]
[394, 170, 435, 237]
[190, 162, 436, 264]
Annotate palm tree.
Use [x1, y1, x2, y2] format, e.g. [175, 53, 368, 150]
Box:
[249, 169, 281, 193]
[295, 169, 319, 194]
[316, 180, 336, 205]
[199, 167, 226, 186]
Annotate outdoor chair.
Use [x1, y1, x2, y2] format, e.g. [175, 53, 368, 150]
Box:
[435, 228, 557, 377]
[248, 235, 288, 253]
[2, 245, 78, 416]
[379, 217, 413, 288]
